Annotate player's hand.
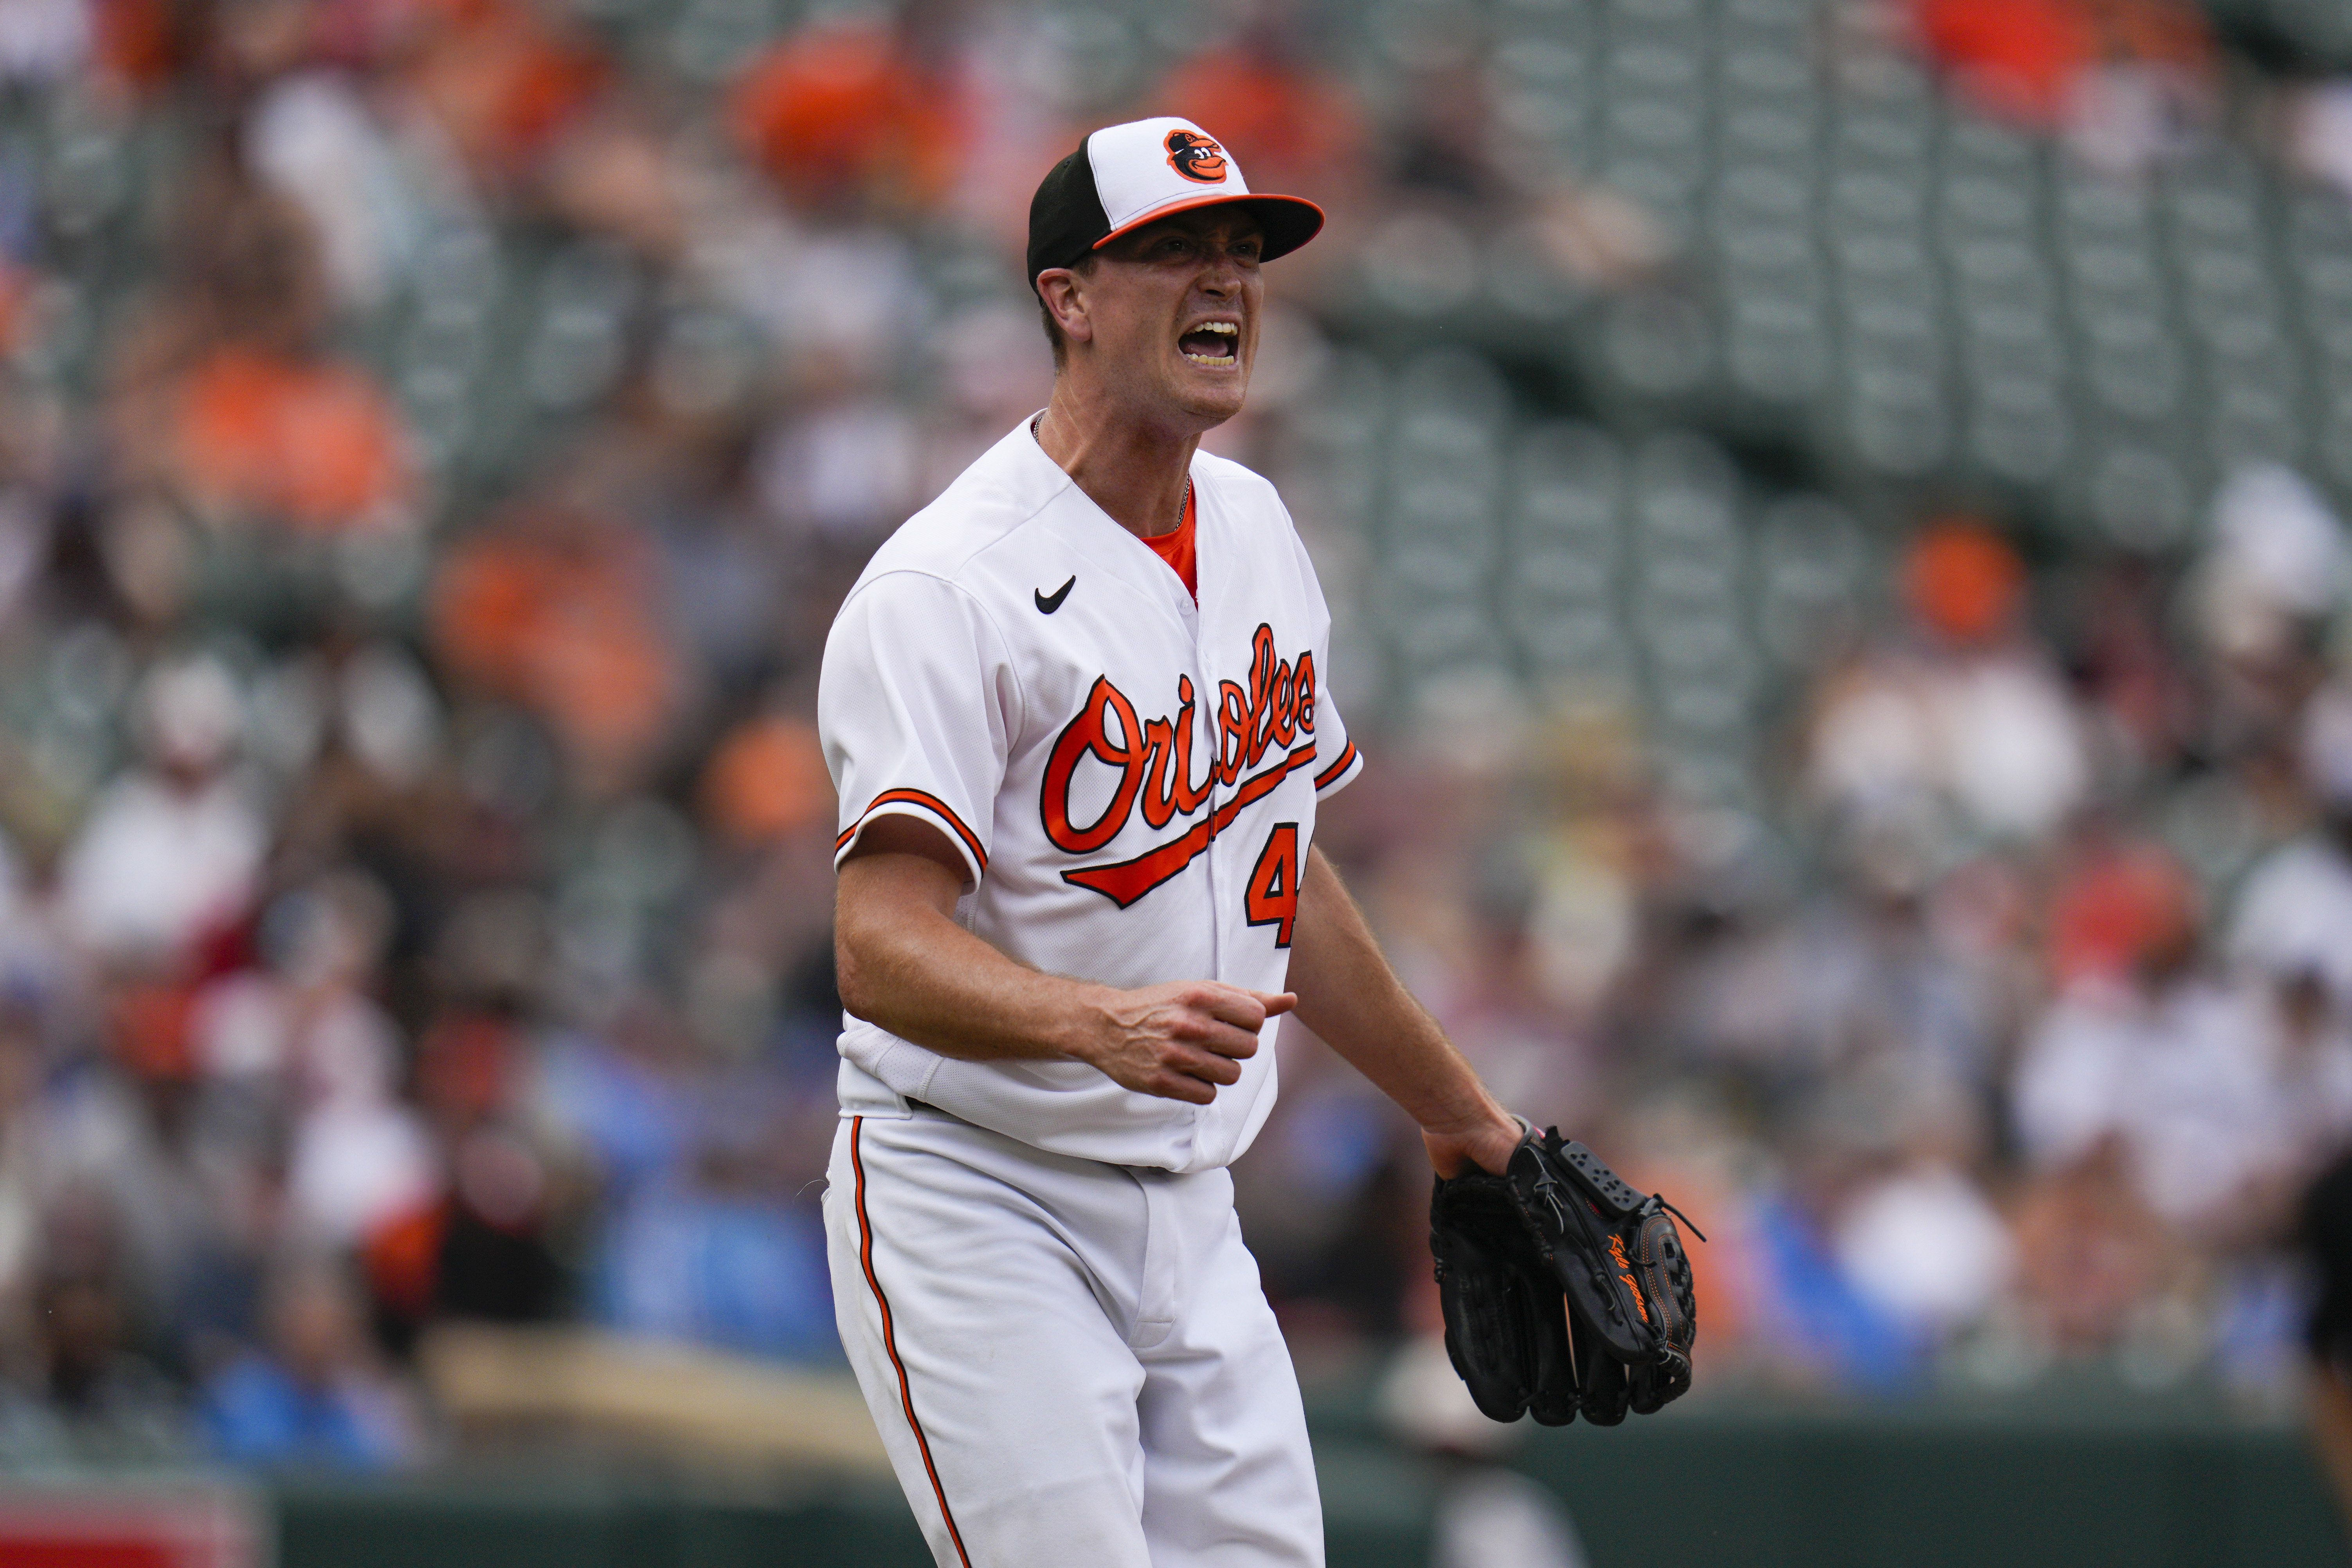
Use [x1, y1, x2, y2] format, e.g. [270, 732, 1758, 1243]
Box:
[1422, 1107, 1525, 1179]
[1069, 981, 1296, 1104]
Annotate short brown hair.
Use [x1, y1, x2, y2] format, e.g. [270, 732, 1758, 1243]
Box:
[1037, 252, 1099, 371]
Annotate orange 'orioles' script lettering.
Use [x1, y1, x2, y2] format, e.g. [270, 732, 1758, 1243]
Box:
[1045, 625, 1316, 908]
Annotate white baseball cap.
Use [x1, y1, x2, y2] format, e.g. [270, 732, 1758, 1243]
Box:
[1026, 116, 1325, 294]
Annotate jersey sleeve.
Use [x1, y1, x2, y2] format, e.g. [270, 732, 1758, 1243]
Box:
[819, 571, 1018, 889]
[1310, 684, 1363, 798]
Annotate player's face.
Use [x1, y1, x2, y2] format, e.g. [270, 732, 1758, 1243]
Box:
[1086, 210, 1264, 428]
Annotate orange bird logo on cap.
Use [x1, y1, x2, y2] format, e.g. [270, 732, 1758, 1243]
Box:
[1164, 129, 1229, 184]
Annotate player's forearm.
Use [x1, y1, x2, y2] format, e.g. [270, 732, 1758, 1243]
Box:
[835, 850, 1107, 1066]
[835, 846, 1286, 1106]
[1286, 848, 1507, 1137]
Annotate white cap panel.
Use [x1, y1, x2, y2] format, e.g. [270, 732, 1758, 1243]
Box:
[1085, 117, 1252, 234]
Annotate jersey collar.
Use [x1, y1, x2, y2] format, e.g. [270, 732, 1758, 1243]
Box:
[1010, 412, 1208, 625]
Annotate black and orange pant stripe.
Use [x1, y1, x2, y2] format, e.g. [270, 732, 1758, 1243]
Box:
[850, 1116, 974, 1568]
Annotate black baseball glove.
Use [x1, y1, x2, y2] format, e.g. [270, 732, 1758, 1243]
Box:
[1428, 1123, 1701, 1426]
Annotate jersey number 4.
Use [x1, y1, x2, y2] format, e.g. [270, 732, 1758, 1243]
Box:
[1245, 822, 1300, 948]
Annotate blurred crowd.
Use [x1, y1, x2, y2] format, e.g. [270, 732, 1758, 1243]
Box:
[0, 0, 2334, 1476]
[1307, 492, 2352, 1408]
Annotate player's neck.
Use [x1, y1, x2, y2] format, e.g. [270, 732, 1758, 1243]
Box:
[1034, 391, 1200, 541]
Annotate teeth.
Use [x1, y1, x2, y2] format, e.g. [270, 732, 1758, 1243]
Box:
[1181, 321, 1237, 365]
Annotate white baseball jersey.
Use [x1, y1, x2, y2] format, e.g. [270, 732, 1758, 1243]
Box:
[818, 416, 1363, 1173]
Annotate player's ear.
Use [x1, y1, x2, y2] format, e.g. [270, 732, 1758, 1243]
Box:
[1037, 268, 1093, 348]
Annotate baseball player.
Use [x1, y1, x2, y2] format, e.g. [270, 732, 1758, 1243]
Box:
[818, 116, 1522, 1566]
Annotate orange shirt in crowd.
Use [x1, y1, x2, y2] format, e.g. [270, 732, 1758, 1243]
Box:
[405, 0, 610, 180]
[432, 514, 677, 775]
[729, 20, 968, 213]
[172, 347, 407, 531]
[1909, 0, 2212, 125]
[701, 714, 833, 847]
[2045, 841, 2197, 988]
[1905, 519, 2024, 646]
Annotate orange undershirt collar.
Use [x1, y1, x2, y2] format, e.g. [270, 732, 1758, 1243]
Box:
[1142, 480, 1198, 601]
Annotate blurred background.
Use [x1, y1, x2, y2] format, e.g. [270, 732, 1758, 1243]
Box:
[0, 0, 2347, 1560]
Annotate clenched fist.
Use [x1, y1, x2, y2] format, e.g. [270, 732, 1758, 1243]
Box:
[1066, 981, 1296, 1104]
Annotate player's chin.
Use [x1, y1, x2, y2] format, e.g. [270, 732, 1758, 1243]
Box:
[1170, 362, 1249, 421]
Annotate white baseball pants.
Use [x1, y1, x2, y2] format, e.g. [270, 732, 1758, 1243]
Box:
[823, 1109, 1325, 1568]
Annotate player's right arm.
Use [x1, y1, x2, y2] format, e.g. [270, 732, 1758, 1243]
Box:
[834, 816, 1292, 1105]
[821, 570, 1287, 1104]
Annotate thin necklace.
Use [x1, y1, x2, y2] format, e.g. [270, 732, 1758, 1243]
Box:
[1034, 412, 1191, 532]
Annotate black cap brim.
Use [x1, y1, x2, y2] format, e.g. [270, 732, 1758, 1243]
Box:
[1091, 193, 1325, 263]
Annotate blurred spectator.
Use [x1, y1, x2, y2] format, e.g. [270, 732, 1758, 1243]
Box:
[1745, 1126, 1924, 1390]
[2282, 968, 2352, 1142]
[2229, 685, 2352, 1013]
[757, 391, 922, 544]
[2194, 465, 2346, 673]
[401, 0, 610, 196]
[199, 1256, 421, 1469]
[0, 1202, 185, 1464]
[168, 346, 410, 533]
[2012, 851, 2284, 1237]
[592, 1099, 836, 1362]
[2011, 1134, 2191, 1352]
[258, 876, 437, 1250]
[1907, 0, 2216, 172]
[729, 13, 969, 221]
[244, 70, 423, 313]
[1805, 519, 2088, 849]
[58, 654, 263, 966]
[700, 714, 831, 850]
[1832, 1089, 2014, 1342]
[2286, 81, 2352, 205]
[1655, 868, 2002, 1102]
[2047, 828, 2199, 990]
[432, 500, 680, 792]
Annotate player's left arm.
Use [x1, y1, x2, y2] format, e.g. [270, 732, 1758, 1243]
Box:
[1285, 845, 1522, 1179]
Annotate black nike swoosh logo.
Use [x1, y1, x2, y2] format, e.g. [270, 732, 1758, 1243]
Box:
[1035, 576, 1075, 614]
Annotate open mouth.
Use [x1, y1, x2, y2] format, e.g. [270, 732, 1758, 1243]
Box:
[1179, 320, 1239, 365]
